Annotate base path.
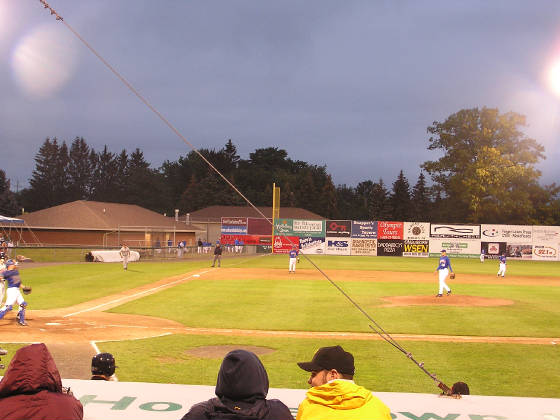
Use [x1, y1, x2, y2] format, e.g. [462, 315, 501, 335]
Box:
[1, 267, 558, 378]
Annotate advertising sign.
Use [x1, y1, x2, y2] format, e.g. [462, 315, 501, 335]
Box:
[377, 221, 404, 240]
[351, 238, 377, 256]
[404, 222, 430, 240]
[351, 221, 378, 238]
[325, 237, 351, 255]
[532, 225, 560, 244]
[505, 244, 533, 259]
[220, 217, 248, 235]
[481, 241, 507, 259]
[273, 219, 293, 236]
[403, 240, 429, 257]
[481, 224, 532, 243]
[272, 235, 299, 254]
[325, 220, 352, 237]
[220, 234, 270, 246]
[532, 244, 558, 261]
[247, 218, 272, 235]
[377, 239, 404, 256]
[299, 236, 325, 254]
[292, 219, 325, 237]
[429, 238, 480, 258]
[430, 224, 480, 239]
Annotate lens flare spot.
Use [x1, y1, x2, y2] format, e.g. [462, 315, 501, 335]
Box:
[546, 58, 560, 97]
[11, 23, 79, 99]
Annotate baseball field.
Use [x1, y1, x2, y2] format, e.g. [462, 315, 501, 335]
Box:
[1, 254, 559, 398]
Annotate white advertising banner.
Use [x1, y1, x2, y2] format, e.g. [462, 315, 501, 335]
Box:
[404, 222, 430, 240]
[532, 226, 560, 261]
[351, 238, 377, 256]
[430, 224, 481, 239]
[325, 237, 352, 255]
[51, 379, 560, 420]
[481, 224, 533, 243]
[429, 238, 480, 258]
[298, 236, 325, 255]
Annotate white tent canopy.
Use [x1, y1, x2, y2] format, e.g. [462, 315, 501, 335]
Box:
[0, 215, 24, 224]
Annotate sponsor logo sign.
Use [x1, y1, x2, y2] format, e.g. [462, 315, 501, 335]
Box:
[325, 237, 351, 255]
[273, 219, 294, 236]
[532, 244, 558, 260]
[272, 235, 299, 254]
[481, 241, 506, 259]
[403, 240, 429, 257]
[505, 244, 532, 259]
[404, 222, 429, 240]
[430, 224, 481, 239]
[377, 239, 404, 256]
[351, 221, 378, 238]
[220, 225, 248, 234]
[220, 234, 270, 246]
[532, 225, 560, 244]
[293, 219, 325, 237]
[351, 238, 377, 256]
[247, 218, 272, 235]
[377, 221, 404, 240]
[299, 236, 325, 254]
[429, 238, 480, 258]
[326, 220, 352, 237]
[221, 217, 248, 235]
[481, 224, 532, 243]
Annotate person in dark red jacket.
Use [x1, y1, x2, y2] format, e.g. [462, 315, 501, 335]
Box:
[0, 343, 83, 420]
[181, 349, 293, 420]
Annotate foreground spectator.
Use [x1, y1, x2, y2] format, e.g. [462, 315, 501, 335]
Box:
[0, 343, 83, 420]
[296, 345, 391, 420]
[90, 352, 118, 381]
[181, 349, 293, 420]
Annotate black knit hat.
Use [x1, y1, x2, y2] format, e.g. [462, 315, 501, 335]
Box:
[297, 345, 355, 375]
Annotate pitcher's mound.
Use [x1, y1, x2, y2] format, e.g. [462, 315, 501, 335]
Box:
[381, 295, 514, 307]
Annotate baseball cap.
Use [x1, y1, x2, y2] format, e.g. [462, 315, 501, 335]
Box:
[440, 249, 446, 253]
[297, 345, 355, 375]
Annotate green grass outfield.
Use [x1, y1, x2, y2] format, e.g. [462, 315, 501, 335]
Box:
[2, 255, 559, 397]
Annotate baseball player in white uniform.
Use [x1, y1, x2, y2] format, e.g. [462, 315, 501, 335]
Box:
[288, 246, 299, 274]
[119, 243, 131, 270]
[497, 253, 506, 277]
[435, 249, 453, 297]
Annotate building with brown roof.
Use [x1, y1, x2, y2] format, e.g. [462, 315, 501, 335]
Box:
[19, 201, 203, 247]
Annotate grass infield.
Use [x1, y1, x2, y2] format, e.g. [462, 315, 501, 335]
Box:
[2, 254, 559, 397]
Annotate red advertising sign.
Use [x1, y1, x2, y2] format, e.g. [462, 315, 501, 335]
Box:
[272, 235, 300, 254]
[377, 221, 404, 240]
[221, 234, 271, 246]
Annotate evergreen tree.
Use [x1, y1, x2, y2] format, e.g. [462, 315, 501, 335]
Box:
[67, 137, 94, 200]
[389, 170, 411, 221]
[368, 179, 391, 221]
[411, 172, 431, 221]
[0, 169, 19, 216]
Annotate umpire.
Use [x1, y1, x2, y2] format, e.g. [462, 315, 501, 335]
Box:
[211, 242, 222, 268]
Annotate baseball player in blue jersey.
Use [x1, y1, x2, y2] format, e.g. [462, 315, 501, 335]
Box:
[288, 245, 299, 274]
[434, 249, 453, 297]
[0, 260, 28, 326]
[497, 253, 506, 277]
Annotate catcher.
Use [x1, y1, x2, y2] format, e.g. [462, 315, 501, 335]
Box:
[434, 249, 454, 297]
[0, 259, 30, 326]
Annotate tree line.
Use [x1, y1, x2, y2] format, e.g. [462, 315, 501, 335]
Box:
[1, 107, 558, 224]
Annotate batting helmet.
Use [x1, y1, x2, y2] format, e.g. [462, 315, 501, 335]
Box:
[91, 352, 116, 376]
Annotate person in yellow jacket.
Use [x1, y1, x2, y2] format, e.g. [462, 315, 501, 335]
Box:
[296, 345, 391, 420]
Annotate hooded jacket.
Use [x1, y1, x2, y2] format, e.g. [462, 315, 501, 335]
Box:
[181, 349, 293, 420]
[296, 379, 391, 420]
[0, 343, 83, 420]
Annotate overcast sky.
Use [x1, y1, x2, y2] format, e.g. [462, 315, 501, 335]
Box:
[1, 1, 560, 194]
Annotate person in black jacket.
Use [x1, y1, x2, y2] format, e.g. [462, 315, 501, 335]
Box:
[181, 349, 293, 420]
[211, 242, 222, 267]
